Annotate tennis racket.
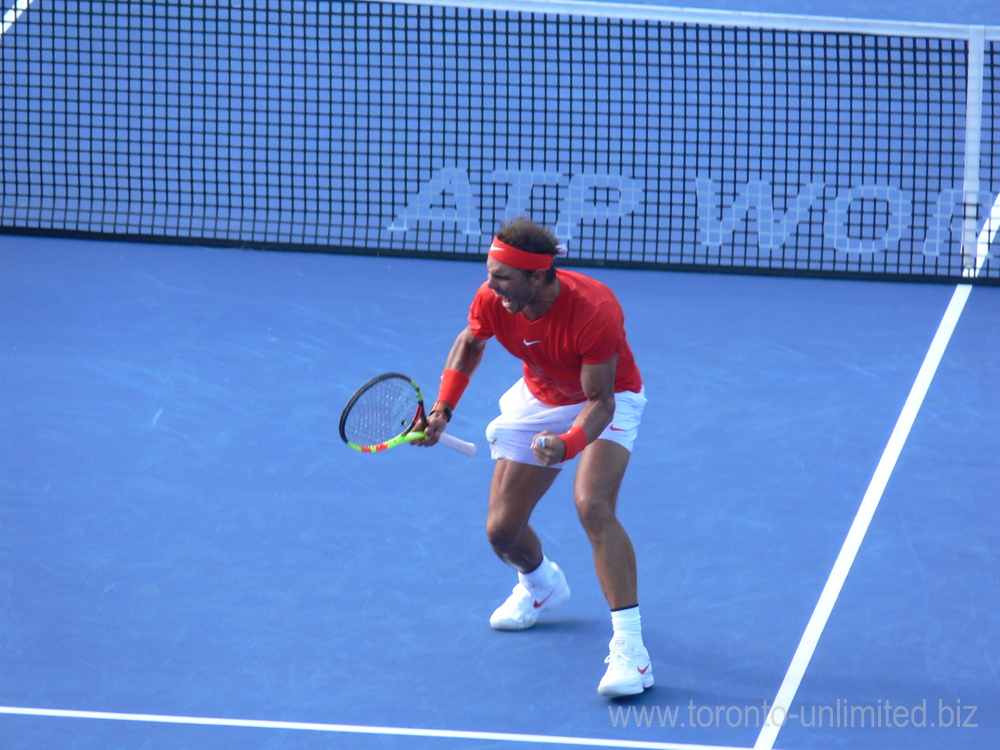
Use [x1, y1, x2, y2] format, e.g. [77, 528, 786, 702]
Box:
[339, 372, 477, 456]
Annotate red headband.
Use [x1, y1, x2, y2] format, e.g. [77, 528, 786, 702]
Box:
[488, 237, 554, 271]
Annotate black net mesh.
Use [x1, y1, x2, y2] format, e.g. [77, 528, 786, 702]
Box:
[1, 2, 997, 283]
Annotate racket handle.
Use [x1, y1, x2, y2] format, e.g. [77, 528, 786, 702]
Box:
[438, 432, 477, 457]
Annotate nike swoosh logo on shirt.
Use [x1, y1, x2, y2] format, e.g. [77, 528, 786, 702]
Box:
[609, 425, 627, 431]
[523, 339, 541, 346]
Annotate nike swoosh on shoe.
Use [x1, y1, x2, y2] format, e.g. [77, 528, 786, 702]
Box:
[533, 590, 556, 609]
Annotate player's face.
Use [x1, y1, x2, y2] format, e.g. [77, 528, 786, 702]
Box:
[486, 257, 538, 314]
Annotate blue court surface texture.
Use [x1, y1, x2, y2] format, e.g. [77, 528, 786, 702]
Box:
[1, 233, 998, 750]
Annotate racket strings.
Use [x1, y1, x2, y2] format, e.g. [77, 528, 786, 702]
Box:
[342, 377, 420, 446]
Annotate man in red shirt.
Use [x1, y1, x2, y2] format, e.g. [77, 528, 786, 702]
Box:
[416, 217, 652, 697]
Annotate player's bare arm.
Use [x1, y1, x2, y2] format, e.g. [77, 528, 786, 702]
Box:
[532, 355, 617, 466]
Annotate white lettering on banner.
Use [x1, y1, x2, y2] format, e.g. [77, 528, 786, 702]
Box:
[388, 167, 997, 258]
[697, 176, 997, 257]
[694, 178, 826, 252]
[553, 173, 643, 241]
[386, 168, 644, 241]
[488, 170, 565, 219]
[824, 184, 912, 254]
[921, 187, 999, 256]
[387, 168, 482, 235]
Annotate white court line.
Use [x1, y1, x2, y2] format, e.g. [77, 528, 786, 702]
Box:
[0, 705, 753, 750]
[1, 0, 36, 35]
[753, 197, 998, 750]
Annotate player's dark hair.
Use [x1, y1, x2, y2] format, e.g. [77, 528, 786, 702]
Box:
[496, 216, 559, 283]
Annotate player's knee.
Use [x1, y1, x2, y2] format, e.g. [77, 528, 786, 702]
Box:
[486, 516, 522, 554]
[574, 494, 616, 536]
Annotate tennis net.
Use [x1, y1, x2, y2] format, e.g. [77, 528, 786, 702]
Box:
[1, 0, 998, 283]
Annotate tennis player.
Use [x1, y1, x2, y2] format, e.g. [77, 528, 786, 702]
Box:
[415, 216, 652, 697]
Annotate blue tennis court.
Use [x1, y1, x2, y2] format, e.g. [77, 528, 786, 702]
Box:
[1, 231, 997, 749]
[2, 0, 999, 748]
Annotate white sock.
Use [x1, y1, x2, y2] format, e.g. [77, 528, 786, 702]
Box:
[611, 605, 643, 644]
[519, 556, 556, 592]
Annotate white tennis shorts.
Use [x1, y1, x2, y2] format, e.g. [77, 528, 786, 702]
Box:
[485, 378, 646, 467]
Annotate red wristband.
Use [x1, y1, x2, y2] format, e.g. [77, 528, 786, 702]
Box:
[557, 425, 588, 461]
[436, 368, 470, 410]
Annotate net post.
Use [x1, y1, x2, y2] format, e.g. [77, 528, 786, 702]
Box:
[961, 26, 986, 272]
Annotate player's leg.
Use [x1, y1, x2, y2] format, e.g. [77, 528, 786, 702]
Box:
[486, 458, 571, 630]
[483, 380, 581, 630]
[573, 439, 636, 607]
[485, 457, 559, 571]
[574, 438, 653, 696]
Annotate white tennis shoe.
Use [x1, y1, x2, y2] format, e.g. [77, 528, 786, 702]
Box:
[597, 637, 654, 697]
[489, 563, 571, 630]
